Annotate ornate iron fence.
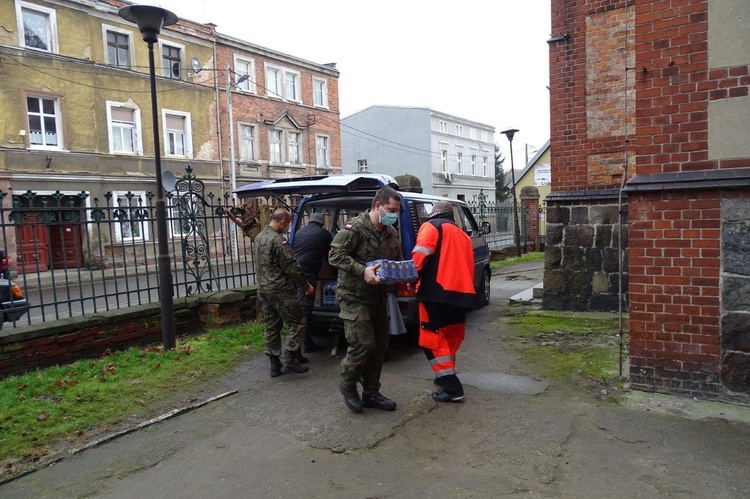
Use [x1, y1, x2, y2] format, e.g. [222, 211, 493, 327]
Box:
[0, 166, 257, 329]
[467, 199, 528, 249]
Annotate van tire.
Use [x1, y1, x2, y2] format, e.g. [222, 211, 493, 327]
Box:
[477, 268, 490, 307]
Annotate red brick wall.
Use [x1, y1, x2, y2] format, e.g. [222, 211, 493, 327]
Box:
[550, 0, 635, 192]
[628, 190, 722, 394]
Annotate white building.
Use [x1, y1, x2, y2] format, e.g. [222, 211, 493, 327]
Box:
[341, 106, 495, 201]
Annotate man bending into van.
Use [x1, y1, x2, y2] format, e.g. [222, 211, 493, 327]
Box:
[412, 201, 477, 402]
[328, 186, 402, 414]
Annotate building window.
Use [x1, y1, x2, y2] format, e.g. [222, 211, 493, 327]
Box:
[17, 1, 57, 53]
[455, 124, 463, 137]
[238, 123, 257, 161]
[456, 146, 463, 174]
[162, 110, 192, 158]
[269, 129, 283, 163]
[481, 131, 487, 142]
[104, 26, 131, 68]
[160, 42, 182, 79]
[113, 191, 149, 242]
[265, 67, 281, 97]
[265, 64, 301, 101]
[26, 95, 61, 149]
[439, 121, 447, 133]
[441, 150, 448, 172]
[107, 101, 142, 154]
[483, 156, 488, 177]
[234, 55, 255, 93]
[316, 135, 330, 167]
[313, 78, 328, 108]
[470, 129, 477, 140]
[471, 155, 477, 176]
[288, 132, 301, 164]
[358, 159, 368, 172]
[284, 72, 300, 101]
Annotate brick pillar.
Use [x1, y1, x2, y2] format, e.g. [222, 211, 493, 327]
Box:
[520, 186, 540, 251]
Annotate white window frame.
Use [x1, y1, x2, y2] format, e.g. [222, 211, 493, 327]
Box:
[456, 146, 464, 174]
[439, 121, 447, 133]
[112, 191, 149, 242]
[455, 124, 463, 137]
[159, 39, 184, 80]
[233, 54, 256, 93]
[470, 129, 477, 140]
[483, 156, 488, 177]
[162, 109, 193, 158]
[16, 1, 58, 53]
[313, 78, 328, 108]
[284, 70, 301, 102]
[238, 122, 257, 162]
[106, 100, 142, 155]
[102, 24, 134, 69]
[471, 154, 477, 176]
[316, 134, 330, 167]
[25, 93, 63, 150]
[264, 63, 301, 101]
[440, 143, 448, 172]
[288, 131, 301, 165]
[269, 129, 283, 163]
[265, 65, 281, 98]
[481, 131, 487, 142]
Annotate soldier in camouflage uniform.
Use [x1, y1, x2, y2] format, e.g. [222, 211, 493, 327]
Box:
[328, 186, 403, 413]
[254, 208, 314, 377]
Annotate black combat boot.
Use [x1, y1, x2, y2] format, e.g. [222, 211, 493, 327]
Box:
[296, 351, 310, 363]
[269, 355, 283, 378]
[339, 383, 363, 414]
[281, 350, 309, 374]
[362, 392, 397, 411]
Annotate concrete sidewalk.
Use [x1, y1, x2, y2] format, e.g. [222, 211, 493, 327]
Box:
[2, 261, 750, 498]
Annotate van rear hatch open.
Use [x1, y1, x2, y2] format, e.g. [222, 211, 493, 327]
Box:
[233, 174, 398, 199]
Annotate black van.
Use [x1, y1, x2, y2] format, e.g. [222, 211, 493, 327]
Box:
[234, 174, 491, 330]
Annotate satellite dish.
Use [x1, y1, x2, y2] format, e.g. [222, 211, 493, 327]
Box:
[190, 57, 202, 73]
[162, 171, 176, 193]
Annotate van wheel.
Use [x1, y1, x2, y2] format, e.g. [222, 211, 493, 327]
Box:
[477, 268, 490, 307]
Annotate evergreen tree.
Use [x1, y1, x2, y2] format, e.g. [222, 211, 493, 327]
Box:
[494, 144, 510, 202]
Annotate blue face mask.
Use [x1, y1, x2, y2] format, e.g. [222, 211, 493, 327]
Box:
[378, 206, 399, 226]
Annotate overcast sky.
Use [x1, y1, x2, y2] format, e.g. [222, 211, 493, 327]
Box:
[142, 0, 551, 167]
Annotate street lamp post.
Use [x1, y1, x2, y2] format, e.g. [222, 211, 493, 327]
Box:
[501, 128, 522, 257]
[226, 65, 251, 260]
[119, 5, 178, 350]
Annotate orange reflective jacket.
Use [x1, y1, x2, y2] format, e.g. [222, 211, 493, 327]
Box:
[412, 218, 476, 309]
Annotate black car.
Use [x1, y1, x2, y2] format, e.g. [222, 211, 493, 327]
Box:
[0, 278, 30, 329]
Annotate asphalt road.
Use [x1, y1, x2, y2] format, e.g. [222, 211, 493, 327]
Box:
[3, 262, 750, 498]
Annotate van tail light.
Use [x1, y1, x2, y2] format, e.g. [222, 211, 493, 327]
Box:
[11, 285, 23, 299]
[395, 282, 415, 298]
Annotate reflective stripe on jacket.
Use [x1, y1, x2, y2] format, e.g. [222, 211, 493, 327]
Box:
[412, 218, 476, 309]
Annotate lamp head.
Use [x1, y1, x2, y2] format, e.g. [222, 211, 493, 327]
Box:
[501, 128, 519, 142]
[119, 5, 178, 44]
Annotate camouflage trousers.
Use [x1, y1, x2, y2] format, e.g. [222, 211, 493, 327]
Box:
[339, 305, 390, 394]
[258, 291, 306, 356]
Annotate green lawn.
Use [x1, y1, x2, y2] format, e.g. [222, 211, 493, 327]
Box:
[490, 251, 544, 270]
[0, 323, 265, 472]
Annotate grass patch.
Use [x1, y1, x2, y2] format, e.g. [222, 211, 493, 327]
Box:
[506, 309, 626, 387]
[490, 251, 544, 270]
[0, 323, 265, 472]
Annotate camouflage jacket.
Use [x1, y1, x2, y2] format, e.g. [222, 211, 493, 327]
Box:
[328, 211, 402, 317]
[253, 225, 308, 294]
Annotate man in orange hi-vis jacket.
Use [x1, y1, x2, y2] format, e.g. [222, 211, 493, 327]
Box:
[411, 201, 478, 402]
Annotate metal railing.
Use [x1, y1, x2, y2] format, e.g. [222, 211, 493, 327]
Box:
[0, 166, 257, 328]
[468, 199, 528, 249]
